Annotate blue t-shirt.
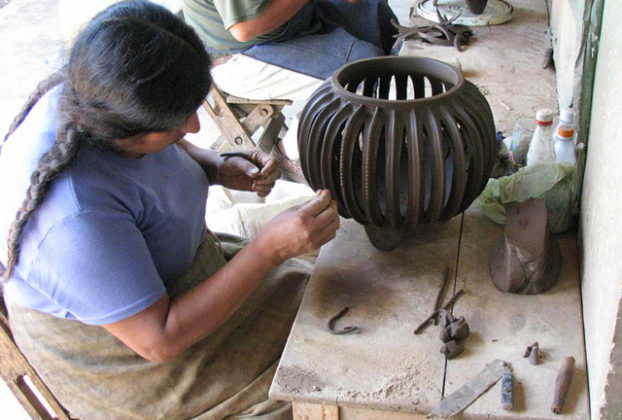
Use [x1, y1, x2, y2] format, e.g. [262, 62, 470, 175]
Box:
[0, 86, 209, 325]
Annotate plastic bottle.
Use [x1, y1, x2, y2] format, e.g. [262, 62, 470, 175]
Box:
[554, 124, 576, 165]
[554, 106, 575, 137]
[508, 116, 536, 167]
[526, 108, 555, 165]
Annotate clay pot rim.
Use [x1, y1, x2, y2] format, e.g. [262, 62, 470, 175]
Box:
[330, 56, 465, 106]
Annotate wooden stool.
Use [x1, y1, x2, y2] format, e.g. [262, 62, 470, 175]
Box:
[202, 85, 306, 183]
[203, 85, 291, 153]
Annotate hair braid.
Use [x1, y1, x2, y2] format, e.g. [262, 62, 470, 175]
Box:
[2, 124, 82, 280]
[2, 69, 65, 147]
[0, 70, 67, 279]
[1, 0, 211, 281]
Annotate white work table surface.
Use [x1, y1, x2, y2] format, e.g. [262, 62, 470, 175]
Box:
[269, 215, 589, 419]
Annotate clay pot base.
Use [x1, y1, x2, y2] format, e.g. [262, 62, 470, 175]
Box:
[488, 198, 562, 294]
[489, 236, 562, 294]
[364, 224, 404, 251]
[416, 0, 514, 26]
[465, 0, 488, 14]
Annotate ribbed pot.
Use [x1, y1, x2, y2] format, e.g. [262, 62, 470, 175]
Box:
[298, 56, 496, 250]
[465, 0, 489, 15]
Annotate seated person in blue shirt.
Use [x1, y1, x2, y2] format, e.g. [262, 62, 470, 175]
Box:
[0, 1, 339, 418]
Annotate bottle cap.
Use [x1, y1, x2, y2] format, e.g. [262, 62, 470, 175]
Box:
[557, 124, 575, 138]
[560, 106, 574, 124]
[535, 108, 554, 125]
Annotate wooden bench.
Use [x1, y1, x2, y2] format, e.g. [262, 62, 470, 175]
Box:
[203, 85, 306, 183]
[269, 216, 589, 419]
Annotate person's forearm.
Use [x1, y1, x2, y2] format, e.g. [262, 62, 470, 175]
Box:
[228, 0, 308, 42]
[104, 191, 338, 361]
[157, 238, 280, 359]
[106, 236, 283, 362]
[178, 139, 221, 183]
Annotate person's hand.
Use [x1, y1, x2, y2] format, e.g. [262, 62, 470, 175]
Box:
[253, 189, 340, 265]
[215, 150, 281, 197]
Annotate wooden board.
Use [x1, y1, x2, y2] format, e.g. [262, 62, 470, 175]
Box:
[270, 214, 588, 419]
[270, 217, 463, 415]
[442, 211, 589, 419]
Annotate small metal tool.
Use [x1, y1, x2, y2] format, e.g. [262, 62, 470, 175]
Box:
[523, 342, 541, 365]
[552, 356, 575, 414]
[433, 267, 451, 315]
[414, 288, 465, 334]
[327, 306, 359, 335]
[501, 364, 515, 410]
[219, 151, 252, 161]
[428, 359, 506, 418]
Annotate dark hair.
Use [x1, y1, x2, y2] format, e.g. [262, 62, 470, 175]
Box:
[1, 0, 212, 280]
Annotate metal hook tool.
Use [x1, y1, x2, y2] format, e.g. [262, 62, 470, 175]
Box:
[327, 306, 359, 335]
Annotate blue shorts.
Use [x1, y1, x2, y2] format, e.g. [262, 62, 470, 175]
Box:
[240, 0, 399, 80]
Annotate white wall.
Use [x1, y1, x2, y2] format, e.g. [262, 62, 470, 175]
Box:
[551, 0, 622, 417]
[578, 1, 622, 418]
[550, 0, 585, 111]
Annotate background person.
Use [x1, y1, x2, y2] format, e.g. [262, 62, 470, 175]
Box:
[182, 0, 399, 101]
[183, 0, 400, 162]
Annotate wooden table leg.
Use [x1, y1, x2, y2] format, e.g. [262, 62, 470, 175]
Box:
[292, 401, 339, 420]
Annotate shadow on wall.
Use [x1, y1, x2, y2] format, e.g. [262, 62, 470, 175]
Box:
[1, 0, 10, 8]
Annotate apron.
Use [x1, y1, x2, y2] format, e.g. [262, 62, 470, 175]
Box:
[7, 231, 312, 420]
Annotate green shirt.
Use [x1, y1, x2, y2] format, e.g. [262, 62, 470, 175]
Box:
[182, 0, 285, 51]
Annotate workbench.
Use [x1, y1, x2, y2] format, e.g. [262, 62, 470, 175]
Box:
[269, 2, 588, 418]
[269, 214, 589, 419]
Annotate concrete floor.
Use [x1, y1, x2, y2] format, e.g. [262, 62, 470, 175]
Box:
[0, 2, 64, 417]
[0, 0, 413, 136]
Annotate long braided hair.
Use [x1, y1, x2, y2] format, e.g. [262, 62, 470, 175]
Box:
[1, 0, 211, 280]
